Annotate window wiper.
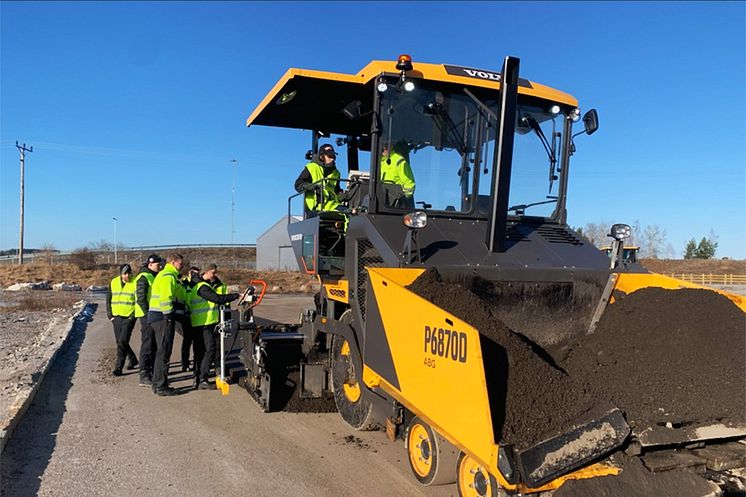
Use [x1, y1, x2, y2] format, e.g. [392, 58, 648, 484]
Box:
[424, 102, 467, 155]
[463, 88, 497, 121]
[507, 198, 557, 216]
[521, 115, 558, 193]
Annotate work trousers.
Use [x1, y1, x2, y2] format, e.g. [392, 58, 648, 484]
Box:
[152, 318, 176, 391]
[176, 315, 193, 369]
[198, 324, 219, 383]
[190, 325, 206, 383]
[138, 318, 156, 380]
[112, 316, 137, 371]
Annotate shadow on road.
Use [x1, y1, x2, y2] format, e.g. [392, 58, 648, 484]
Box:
[0, 304, 96, 497]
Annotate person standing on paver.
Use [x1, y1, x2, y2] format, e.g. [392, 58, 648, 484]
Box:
[134, 254, 162, 387]
[147, 252, 184, 396]
[106, 264, 139, 376]
[190, 264, 239, 390]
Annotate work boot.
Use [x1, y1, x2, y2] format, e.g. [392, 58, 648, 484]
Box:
[127, 358, 139, 370]
[139, 377, 153, 387]
[198, 381, 216, 390]
[112, 369, 123, 377]
[154, 386, 178, 396]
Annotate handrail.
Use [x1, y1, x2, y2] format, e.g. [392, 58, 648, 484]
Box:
[287, 177, 352, 224]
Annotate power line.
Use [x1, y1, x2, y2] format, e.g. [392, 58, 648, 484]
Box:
[16, 141, 33, 265]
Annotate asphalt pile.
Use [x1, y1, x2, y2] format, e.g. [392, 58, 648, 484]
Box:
[407, 270, 596, 450]
[562, 287, 746, 427]
[407, 269, 746, 450]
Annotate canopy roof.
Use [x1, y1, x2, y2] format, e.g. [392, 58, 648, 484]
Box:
[246, 59, 579, 135]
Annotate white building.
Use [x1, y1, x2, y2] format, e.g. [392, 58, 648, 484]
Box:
[256, 215, 302, 271]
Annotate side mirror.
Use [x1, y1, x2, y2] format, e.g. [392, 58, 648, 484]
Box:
[583, 109, 599, 135]
[343, 100, 363, 120]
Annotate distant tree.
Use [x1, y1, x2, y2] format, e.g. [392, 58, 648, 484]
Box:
[88, 239, 113, 252]
[39, 243, 57, 265]
[683, 238, 697, 259]
[639, 224, 667, 259]
[694, 237, 718, 259]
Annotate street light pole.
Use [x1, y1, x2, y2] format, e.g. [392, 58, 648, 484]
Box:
[230, 159, 237, 244]
[113, 217, 118, 264]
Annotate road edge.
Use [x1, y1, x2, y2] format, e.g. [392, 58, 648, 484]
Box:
[0, 302, 94, 456]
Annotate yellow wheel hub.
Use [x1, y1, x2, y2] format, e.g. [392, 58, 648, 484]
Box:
[340, 340, 361, 402]
[408, 423, 433, 478]
[458, 454, 495, 497]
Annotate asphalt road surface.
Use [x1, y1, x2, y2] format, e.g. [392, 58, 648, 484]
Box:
[0, 295, 456, 497]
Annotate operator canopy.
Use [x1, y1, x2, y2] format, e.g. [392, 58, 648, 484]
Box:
[246, 60, 578, 135]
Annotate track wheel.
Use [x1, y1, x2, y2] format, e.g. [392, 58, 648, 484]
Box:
[457, 452, 504, 497]
[331, 310, 376, 430]
[405, 417, 458, 485]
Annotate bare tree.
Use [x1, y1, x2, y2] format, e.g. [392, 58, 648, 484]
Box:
[39, 242, 57, 265]
[580, 221, 614, 247]
[639, 224, 667, 258]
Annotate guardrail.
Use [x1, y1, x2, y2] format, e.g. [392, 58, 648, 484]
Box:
[0, 244, 256, 263]
[666, 274, 746, 285]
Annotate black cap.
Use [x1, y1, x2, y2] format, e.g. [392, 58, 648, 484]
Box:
[119, 264, 132, 275]
[319, 144, 337, 157]
[146, 254, 162, 265]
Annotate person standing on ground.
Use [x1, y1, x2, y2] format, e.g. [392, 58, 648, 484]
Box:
[192, 264, 239, 390]
[147, 252, 184, 396]
[106, 264, 139, 376]
[133, 254, 162, 387]
[176, 266, 199, 372]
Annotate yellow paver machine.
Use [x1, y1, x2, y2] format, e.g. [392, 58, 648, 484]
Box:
[243, 55, 746, 495]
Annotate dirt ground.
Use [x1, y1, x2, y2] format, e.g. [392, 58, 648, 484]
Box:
[0, 263, 318, 293]
[0, 291, 82, 427]
[641, 258, 746, 275]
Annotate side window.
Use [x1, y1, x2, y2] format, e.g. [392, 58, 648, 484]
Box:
[302, 235, 315, 273]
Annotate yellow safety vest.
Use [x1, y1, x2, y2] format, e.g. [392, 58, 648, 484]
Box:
[133, 271, 155, 318]
[110, 276, 136, 318]
[188, 281, 220, 327]
[149, 263, 180, 315]
[304, 161, 341, 211]
[380, 151, 415, 196]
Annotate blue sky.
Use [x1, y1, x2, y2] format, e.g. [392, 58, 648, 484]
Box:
[1, 1, 744, 258]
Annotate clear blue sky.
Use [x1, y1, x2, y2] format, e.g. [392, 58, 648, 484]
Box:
[1, 1, 744, 258]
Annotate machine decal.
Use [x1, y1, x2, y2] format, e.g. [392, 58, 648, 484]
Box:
[443, 64, 533, 88]
[424, 326, 467, 363]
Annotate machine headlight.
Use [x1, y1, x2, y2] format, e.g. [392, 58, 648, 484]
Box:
[570, 108, 581, 122]
[550, 105, 560, 115]
[377, 82, 388, 93]
[403, 211, 428, 229]
[403, 80, 415, 92]
[609, 223, 631, 241]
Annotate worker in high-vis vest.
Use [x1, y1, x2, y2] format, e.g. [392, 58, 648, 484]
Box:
[188, 263, 239, 390]
[106, 264, 139, 376]
[147, 252, 184, 396]
[380, 142, 416, 208]
[134, 253, 162, 387]
[294, 143, 346, 215]
[177, 266, 200, 374]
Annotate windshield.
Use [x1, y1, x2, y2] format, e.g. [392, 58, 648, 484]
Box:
[374, 77, 569, 219]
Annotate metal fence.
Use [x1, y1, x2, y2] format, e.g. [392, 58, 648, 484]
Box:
[666, 273, 746, 285]
[0, 244, 257, 269]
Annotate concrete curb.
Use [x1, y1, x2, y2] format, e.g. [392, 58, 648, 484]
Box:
[0, 302, 95, 456]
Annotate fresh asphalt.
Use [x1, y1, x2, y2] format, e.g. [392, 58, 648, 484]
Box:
[0, 294, 455, 497]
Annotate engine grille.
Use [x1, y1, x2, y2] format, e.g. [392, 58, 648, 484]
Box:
[356, 239, 384, 322]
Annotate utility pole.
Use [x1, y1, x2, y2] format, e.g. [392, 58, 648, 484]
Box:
[230, 159, 237, 244]
[113, 217, 118, 263]
[16, 141, 33, 265]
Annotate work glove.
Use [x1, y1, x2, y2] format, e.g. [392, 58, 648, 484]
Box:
[228, 293, 240, 302]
